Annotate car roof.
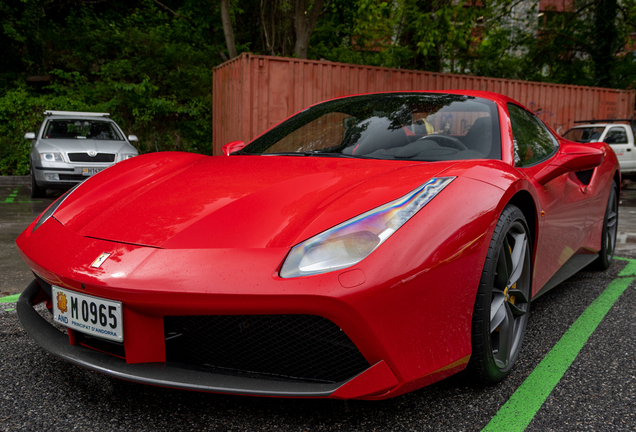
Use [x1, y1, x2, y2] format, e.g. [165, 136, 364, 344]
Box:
[320, 89, 520, 106]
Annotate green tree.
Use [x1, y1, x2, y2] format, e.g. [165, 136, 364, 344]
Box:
[0, 0, 47, 83]
[509, 0, 636, 88]
[1, 0, 635, 176]
[1, 0, 223, 175]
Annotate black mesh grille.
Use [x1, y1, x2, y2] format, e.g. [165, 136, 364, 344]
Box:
[575, 169, 594, 185]
[59, 174, 85, 181]
[68, 153, 115, 162]
[164, 315, 370, 383]
[34, 273, 53, 299]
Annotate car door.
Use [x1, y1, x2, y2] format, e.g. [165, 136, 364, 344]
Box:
[508, 104, 590, 293]
[602, 125, 634, 172]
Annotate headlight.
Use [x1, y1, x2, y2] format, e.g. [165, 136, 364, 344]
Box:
[39, 152, 64, 162]
[120, 154, 137, 161]
[279, 177, 455, 278]
[32, 183, 82, 232]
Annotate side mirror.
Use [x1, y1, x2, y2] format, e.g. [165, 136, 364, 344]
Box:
[24, 132, 36, 140]
[222, 140, 246, 156]
[128, 135, 138, 142]
[535, 143, 604, 186]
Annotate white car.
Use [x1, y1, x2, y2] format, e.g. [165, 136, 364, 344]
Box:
[563, 120, 635, 180]
[25, 111, 139, 198]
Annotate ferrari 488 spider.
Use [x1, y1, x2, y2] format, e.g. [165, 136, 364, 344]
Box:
[17, 91, 619, 400]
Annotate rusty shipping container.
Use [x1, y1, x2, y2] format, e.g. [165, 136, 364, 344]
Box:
[213, 53, 635, 155]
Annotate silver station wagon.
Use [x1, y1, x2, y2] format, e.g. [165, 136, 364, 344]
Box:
[25, 111, 139, 198]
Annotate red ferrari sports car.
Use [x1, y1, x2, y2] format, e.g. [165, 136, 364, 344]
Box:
[17, 91, 618, 400]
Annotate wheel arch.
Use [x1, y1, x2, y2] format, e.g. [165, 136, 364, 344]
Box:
[465, 191, 535, 383]
[613, 169, 621, 200]
[506, 189, 538, 256]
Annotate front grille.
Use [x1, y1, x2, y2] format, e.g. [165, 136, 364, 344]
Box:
[68, 153, 115, 162]
[164, 315, 370, 383]
[59, 174, 85, 181]
[34, 273, 53, 299]
[575, 169, 594, 185]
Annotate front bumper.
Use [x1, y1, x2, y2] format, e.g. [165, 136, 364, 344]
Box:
[18, 279, 398, 398]
[33, 164, 112, 187]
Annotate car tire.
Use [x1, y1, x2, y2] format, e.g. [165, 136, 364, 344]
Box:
[466, 204, 532, 384]
[31, 170, 46, 198]
[592, 180, 618, 271]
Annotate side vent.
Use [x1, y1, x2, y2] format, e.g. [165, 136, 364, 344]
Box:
[575, 169, 594, 185]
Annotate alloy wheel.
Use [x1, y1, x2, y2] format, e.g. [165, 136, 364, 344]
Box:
[490, 221, 531, 369]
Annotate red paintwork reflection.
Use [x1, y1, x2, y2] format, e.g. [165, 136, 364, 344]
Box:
[54, 153, 459, 249]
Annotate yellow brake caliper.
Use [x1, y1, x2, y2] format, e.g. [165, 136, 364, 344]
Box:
[507, 243, 517, 305]
[496, 245, 517, 333]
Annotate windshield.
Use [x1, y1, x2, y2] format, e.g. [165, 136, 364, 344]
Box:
[562, 127, 605, 143]
[43, 119, 124, 140]
[241, 93, 501, 161]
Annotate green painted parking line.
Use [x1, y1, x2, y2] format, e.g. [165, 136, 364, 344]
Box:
[1, 190, 18, 203]
[0, 189, 41, 204]
[615, 256, 636, 277]
[0, 294, 20, 303]
[483, 259, 635, 432]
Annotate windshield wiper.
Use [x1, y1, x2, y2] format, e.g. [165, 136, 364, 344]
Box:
[260, 151, 359, 158]
[260, 152, 313, 156]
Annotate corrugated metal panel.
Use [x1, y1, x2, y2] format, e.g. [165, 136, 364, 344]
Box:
[213, 53, 636, 155]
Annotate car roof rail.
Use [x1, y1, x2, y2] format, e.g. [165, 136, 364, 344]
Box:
[43, 110, 110, 117]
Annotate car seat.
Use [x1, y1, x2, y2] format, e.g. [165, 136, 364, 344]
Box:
[462, 117, 492, 157]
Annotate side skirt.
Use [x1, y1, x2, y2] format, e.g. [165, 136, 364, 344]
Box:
[532, 253, 598, 301]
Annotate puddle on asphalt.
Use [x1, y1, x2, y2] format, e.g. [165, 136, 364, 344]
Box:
[620, 198, 636, 207]
[0, 185, 60, 216]
[620, 185, 636, 207]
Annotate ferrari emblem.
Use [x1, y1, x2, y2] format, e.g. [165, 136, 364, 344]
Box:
[90, 252, 111, 268]
[56, 292, 68, 314]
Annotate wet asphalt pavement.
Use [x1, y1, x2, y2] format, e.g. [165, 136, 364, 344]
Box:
[1, 182, 635, 431]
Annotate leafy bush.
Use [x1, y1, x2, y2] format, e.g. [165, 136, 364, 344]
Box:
[0, 87, 96, 175]
[0, 2, 217, 175]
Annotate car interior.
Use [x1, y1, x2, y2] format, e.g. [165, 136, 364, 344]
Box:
[342, 116, 495, 161]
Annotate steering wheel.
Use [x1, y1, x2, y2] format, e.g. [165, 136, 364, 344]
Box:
[419, 135, 468, 151]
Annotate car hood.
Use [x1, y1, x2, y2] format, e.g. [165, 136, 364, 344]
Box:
[53, 152, 458, 249]
[36, 139, 135, 154]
